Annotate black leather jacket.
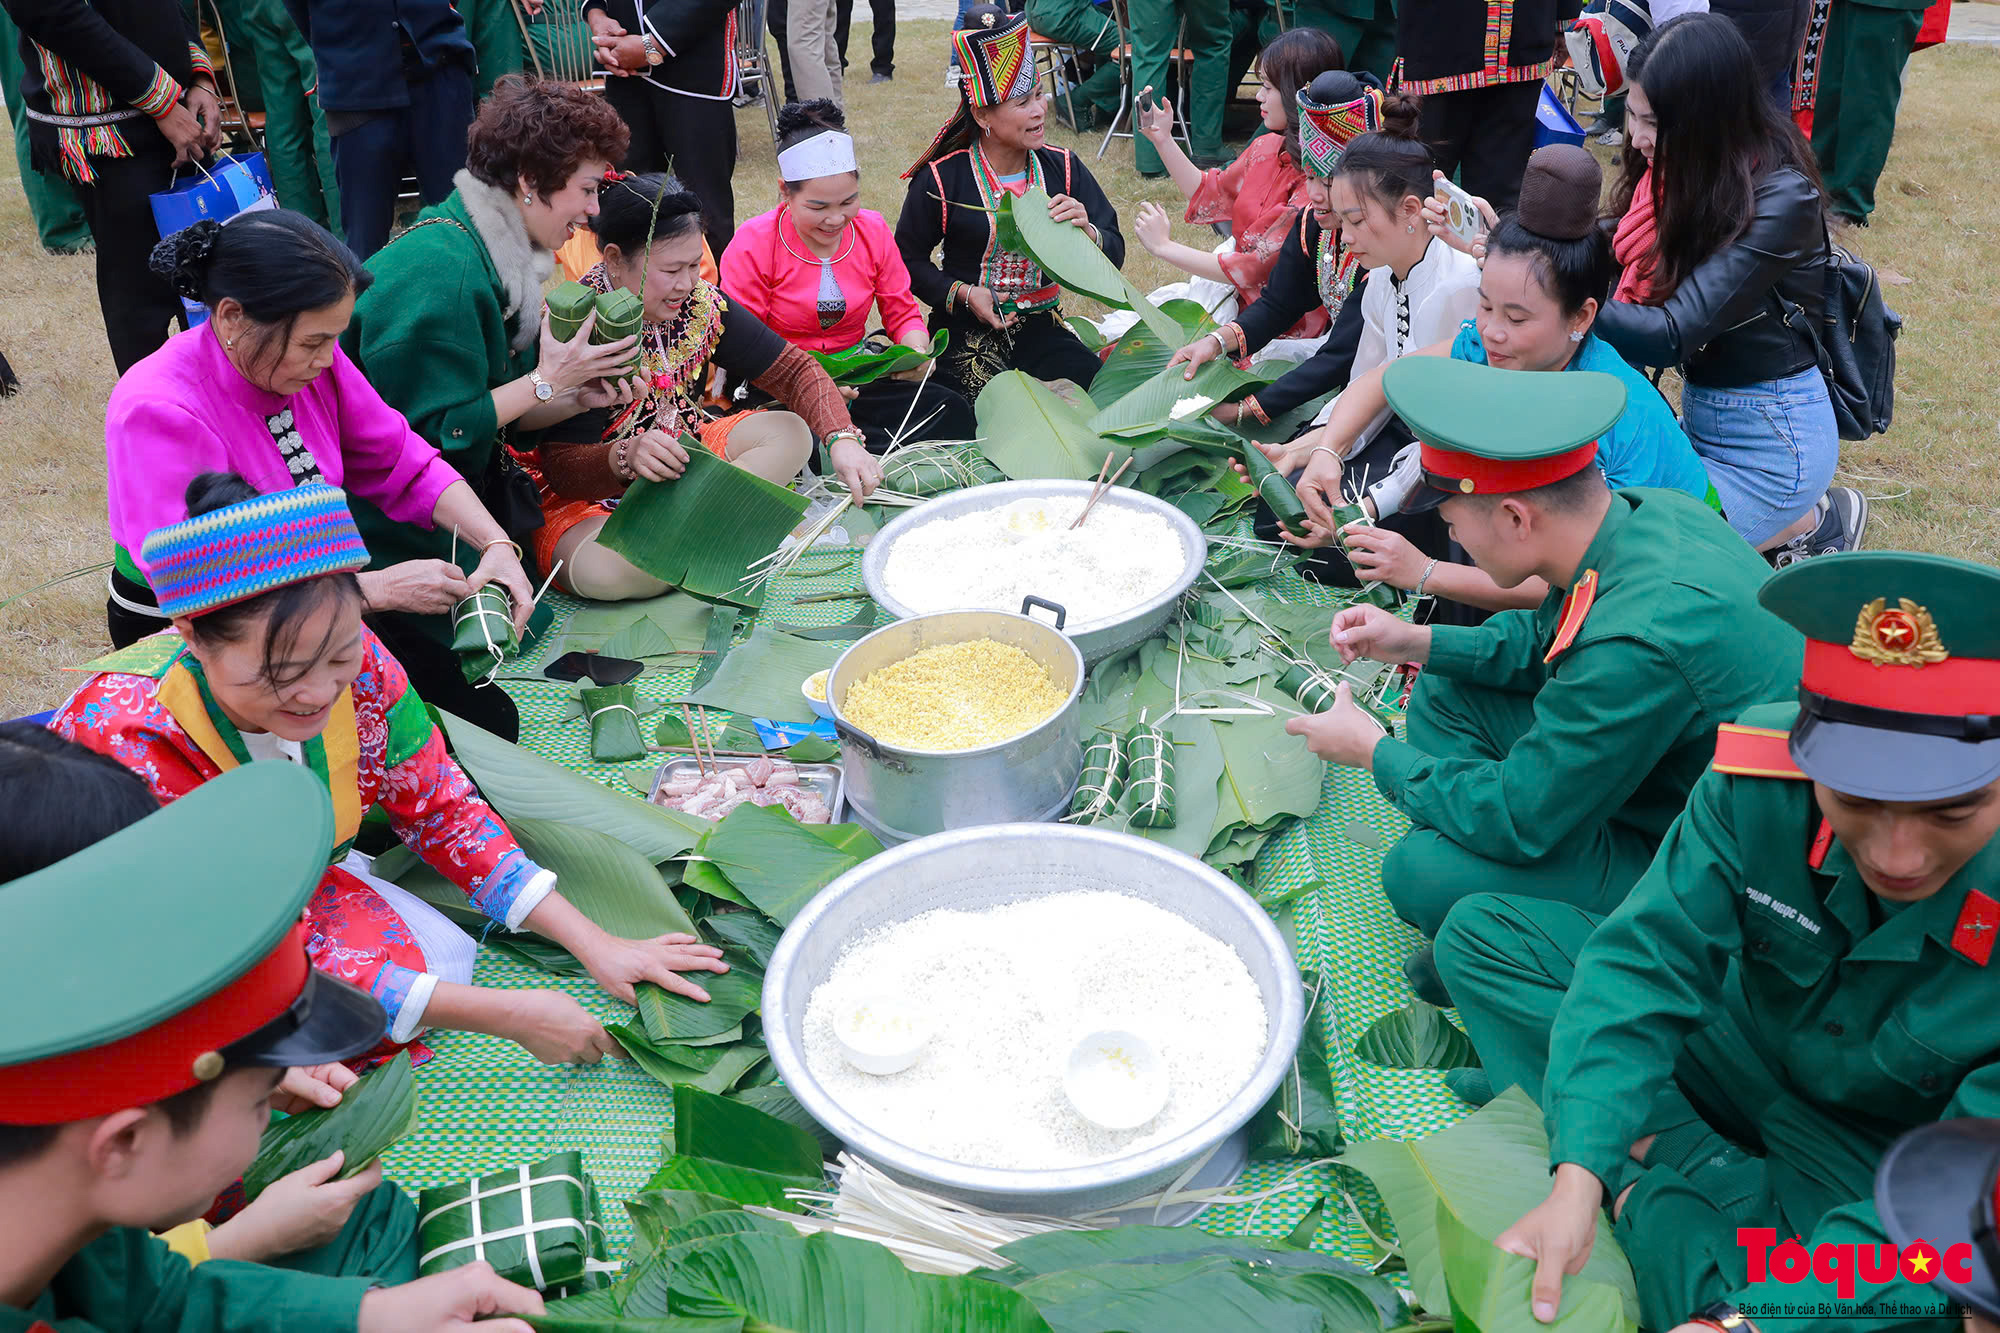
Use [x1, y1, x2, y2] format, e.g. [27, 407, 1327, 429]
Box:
[1596, 167, 1830, 389]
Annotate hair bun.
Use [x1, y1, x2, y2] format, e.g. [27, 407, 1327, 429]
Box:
[147, 220, 224, 301]
[1516, 145, 1602, 240]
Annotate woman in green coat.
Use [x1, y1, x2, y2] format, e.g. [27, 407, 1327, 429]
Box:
[343, 77, 639, 741]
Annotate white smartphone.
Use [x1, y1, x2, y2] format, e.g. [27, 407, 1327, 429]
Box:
[1434, 177, 1487, 249]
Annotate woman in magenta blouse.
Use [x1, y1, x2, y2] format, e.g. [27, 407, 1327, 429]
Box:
[721, 101, 976, 451]
[103, 211, 539, 722]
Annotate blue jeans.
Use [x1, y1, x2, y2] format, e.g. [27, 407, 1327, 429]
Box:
[329, 62, 474, 259]
[1681, 367, 1838, 547]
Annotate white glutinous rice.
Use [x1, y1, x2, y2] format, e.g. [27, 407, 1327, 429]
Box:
[800, 891, 1268, 1170]
[878, 497, 1187, 630]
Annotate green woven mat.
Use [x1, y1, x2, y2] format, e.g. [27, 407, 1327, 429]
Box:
[379, 545, 1472, 1266]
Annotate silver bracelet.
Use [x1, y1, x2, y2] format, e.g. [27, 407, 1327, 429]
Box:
[1307, 445, 1341, 467]
[1414, 557, 1440, 599]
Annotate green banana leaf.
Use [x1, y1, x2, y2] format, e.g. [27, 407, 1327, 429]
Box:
[699, 911, 783, 969]
[1206, 539, 1309, 587]
[682, 859, 752, 910]
[1340, 1088, 1640, 1324]
[879, 440, 1008, 496]
[596, 446, 810, 609]
[727, 1084, 840, 1157]
[508, 815, 700, 940]
[626, 1188, 747, 1266]
[994, 188, 1178, 346]
[526, 1315, 744, 1333]
[811, 330, 948, 385]
[988, 1227, 1396, 1304]
[488, 933, 589, 975]
[1086, 299, 1216, 403]
[783, 736, 841, 763]
[437, 711, 708, 862]
[1084, 357, 1271, 446]
[1248, 971, 1343, 1160]
[677, 627, 847, 726]
[242, 1052, 418, 1201]
[689, 606, 741, 690]
[641, 1086, 822, 1207]
[1005, 1257, 1394, 1333]
[694, 803, 882, 925]
[610, 1024, 728, 1085]
[668, 1231, 1054, 1333]
[973, 371, 1128, 483]
[635, 943, 765, 1042]
[1353, 1002, 1482, 1071]
[653, 710, 765, 753]
[682, 1045, 769, 1097]
[1435, 1202, 1637, 1332]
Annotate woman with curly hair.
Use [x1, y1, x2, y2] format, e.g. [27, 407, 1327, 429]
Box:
[343, 77, 639, 740]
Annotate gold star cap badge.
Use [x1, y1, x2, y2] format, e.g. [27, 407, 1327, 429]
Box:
[1849, 597, 1950, 668]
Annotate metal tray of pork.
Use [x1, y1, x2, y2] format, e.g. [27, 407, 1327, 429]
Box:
[647, 755, 845, 824]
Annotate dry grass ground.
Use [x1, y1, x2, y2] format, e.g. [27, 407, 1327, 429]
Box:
[1, 26, 1995, 718]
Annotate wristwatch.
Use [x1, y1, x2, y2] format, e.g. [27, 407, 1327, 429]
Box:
[530, 369, 555, 402]
[640, 33, 664, 65]
[1693, 1301, 1761, 1333]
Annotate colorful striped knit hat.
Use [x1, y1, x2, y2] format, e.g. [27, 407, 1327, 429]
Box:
[1297, 72, 1385, 179]
[143, 484, 370, 619]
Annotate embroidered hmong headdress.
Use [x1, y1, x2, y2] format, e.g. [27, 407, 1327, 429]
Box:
[143, 483, 370, 619]
[1297, 71, 1385, 179]
[906, 6, 1036, 178]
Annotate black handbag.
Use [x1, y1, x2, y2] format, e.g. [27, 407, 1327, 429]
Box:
[475, 446, 546, 541]
[1779, 232, 1902, 442]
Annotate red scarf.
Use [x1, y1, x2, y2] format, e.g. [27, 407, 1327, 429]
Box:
[1612, 167, 1661, 305]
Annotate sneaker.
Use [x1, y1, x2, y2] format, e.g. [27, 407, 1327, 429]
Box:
[871, 70, 893, 83]
[1766, 487, 1869, 568]
[1592, 128, 1624, 147]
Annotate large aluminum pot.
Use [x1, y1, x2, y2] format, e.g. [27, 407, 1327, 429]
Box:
[764, 823, 1305, 1217]
[828, 609, 1084, 844]
[861, 480, 1208, 666]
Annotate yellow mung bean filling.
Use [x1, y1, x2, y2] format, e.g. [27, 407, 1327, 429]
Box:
[840, 639, 1067, 750]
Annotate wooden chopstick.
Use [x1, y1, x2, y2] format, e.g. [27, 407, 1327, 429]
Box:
[678, 705, 708, 778]
[1071, 456, 1135, 529]
[1070, 451, 1116, 530]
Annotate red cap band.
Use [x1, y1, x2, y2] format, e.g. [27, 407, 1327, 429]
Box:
[1420, 440, 1599, 496]
[0, 924, 311, 1125]
[1801, 639, 2000, 715]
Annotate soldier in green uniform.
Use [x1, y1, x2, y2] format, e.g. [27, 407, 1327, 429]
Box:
[205, 0, 343, 232]
[1435, 549, 2000, 1333]
[1129, 0, 1232, 176]
[1274, 0, 1395, 81]
[1288, 356, 1801, 938]
[1811, 0, 1928, 228]
[0, 763, 547, 1332]
[0, 5, 89, 253]
[1026, 0, 1123, 131]
[1874, 1119, 2000, 1333]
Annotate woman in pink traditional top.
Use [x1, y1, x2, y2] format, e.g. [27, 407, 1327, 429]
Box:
[101, 210, 620, 741]
[1110, 29, 1345, 359]
[56, 475, 728, 1068]
[722, 101, 976, 451]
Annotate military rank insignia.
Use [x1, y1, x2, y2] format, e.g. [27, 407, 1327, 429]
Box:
[1849, 597, 1949, 668]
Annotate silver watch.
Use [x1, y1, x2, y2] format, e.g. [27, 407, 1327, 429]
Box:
[530, 369, 555, 402]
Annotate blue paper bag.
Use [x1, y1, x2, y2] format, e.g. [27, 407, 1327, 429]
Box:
[1534, 84, 1586, 149]
[150, 153, 278, 326]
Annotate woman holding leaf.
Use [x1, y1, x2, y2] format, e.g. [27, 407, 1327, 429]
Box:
[722, 99, 977, 452]
[1102, 29, 1344, 363]
[894, 6, 1124, 402]
[523, 173, 881, 603]
[53, 477, 730, 1071]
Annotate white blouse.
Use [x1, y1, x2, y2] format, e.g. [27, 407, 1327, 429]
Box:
[1315, 236, 1484, 451]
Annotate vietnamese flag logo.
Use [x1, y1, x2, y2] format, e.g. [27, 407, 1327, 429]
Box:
[1902, 1241, 1942, 1283]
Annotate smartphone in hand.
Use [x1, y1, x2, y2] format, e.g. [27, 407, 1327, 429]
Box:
[1434, 177, 1487, 249]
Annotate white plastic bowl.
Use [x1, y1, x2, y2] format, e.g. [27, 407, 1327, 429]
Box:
[831, 991, 931, 1076]
[802, 670, 834, 720]
[1064, 1028, 1170, 1132]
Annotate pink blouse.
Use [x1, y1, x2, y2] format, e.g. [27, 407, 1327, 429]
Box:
[719, 206, 929, 354]
[1186, 132, 1328, 342]
[105, 323, 460, 579]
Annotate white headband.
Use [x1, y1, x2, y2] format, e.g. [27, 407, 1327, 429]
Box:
[777, 130, 859, 183]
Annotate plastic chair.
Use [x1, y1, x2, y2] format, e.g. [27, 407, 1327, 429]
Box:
[1095, 0, 1192, 160]
[1029, 29, 1081, 130]
[509, 0, 607, 90]
[732, 0, 783, 147]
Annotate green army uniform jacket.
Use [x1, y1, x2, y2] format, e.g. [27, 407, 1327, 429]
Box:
[1372, 488, 1803, 866]
[340, 188, 539, 581]
[1545, 701, 2000, 1329]
[1, 1227, 370, 1333]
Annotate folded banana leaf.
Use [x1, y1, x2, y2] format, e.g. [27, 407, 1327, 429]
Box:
[993, 188, 1180, 344]
[595, 446, 809, 609]
[1086, 298, 1216, 403]
[810, 330, 947, 386]
[451, 584, 521, 680]
[242, 1051, 418, 1201]
[592, 288, 644, 371]
[879, 441, 1005, 496]
[973, 371, 1127, 483]
[1239, 439, 1309, 539]
[1125, 720, 1177, 829]
[1085, 356, 1272, 447]
[1064, 729, 1127, 824]
[580, 682, 649, 762]
[1205, 539, 1307, 587]
[547, 280, 597, 343]
[418, 1150, 613, 1293]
